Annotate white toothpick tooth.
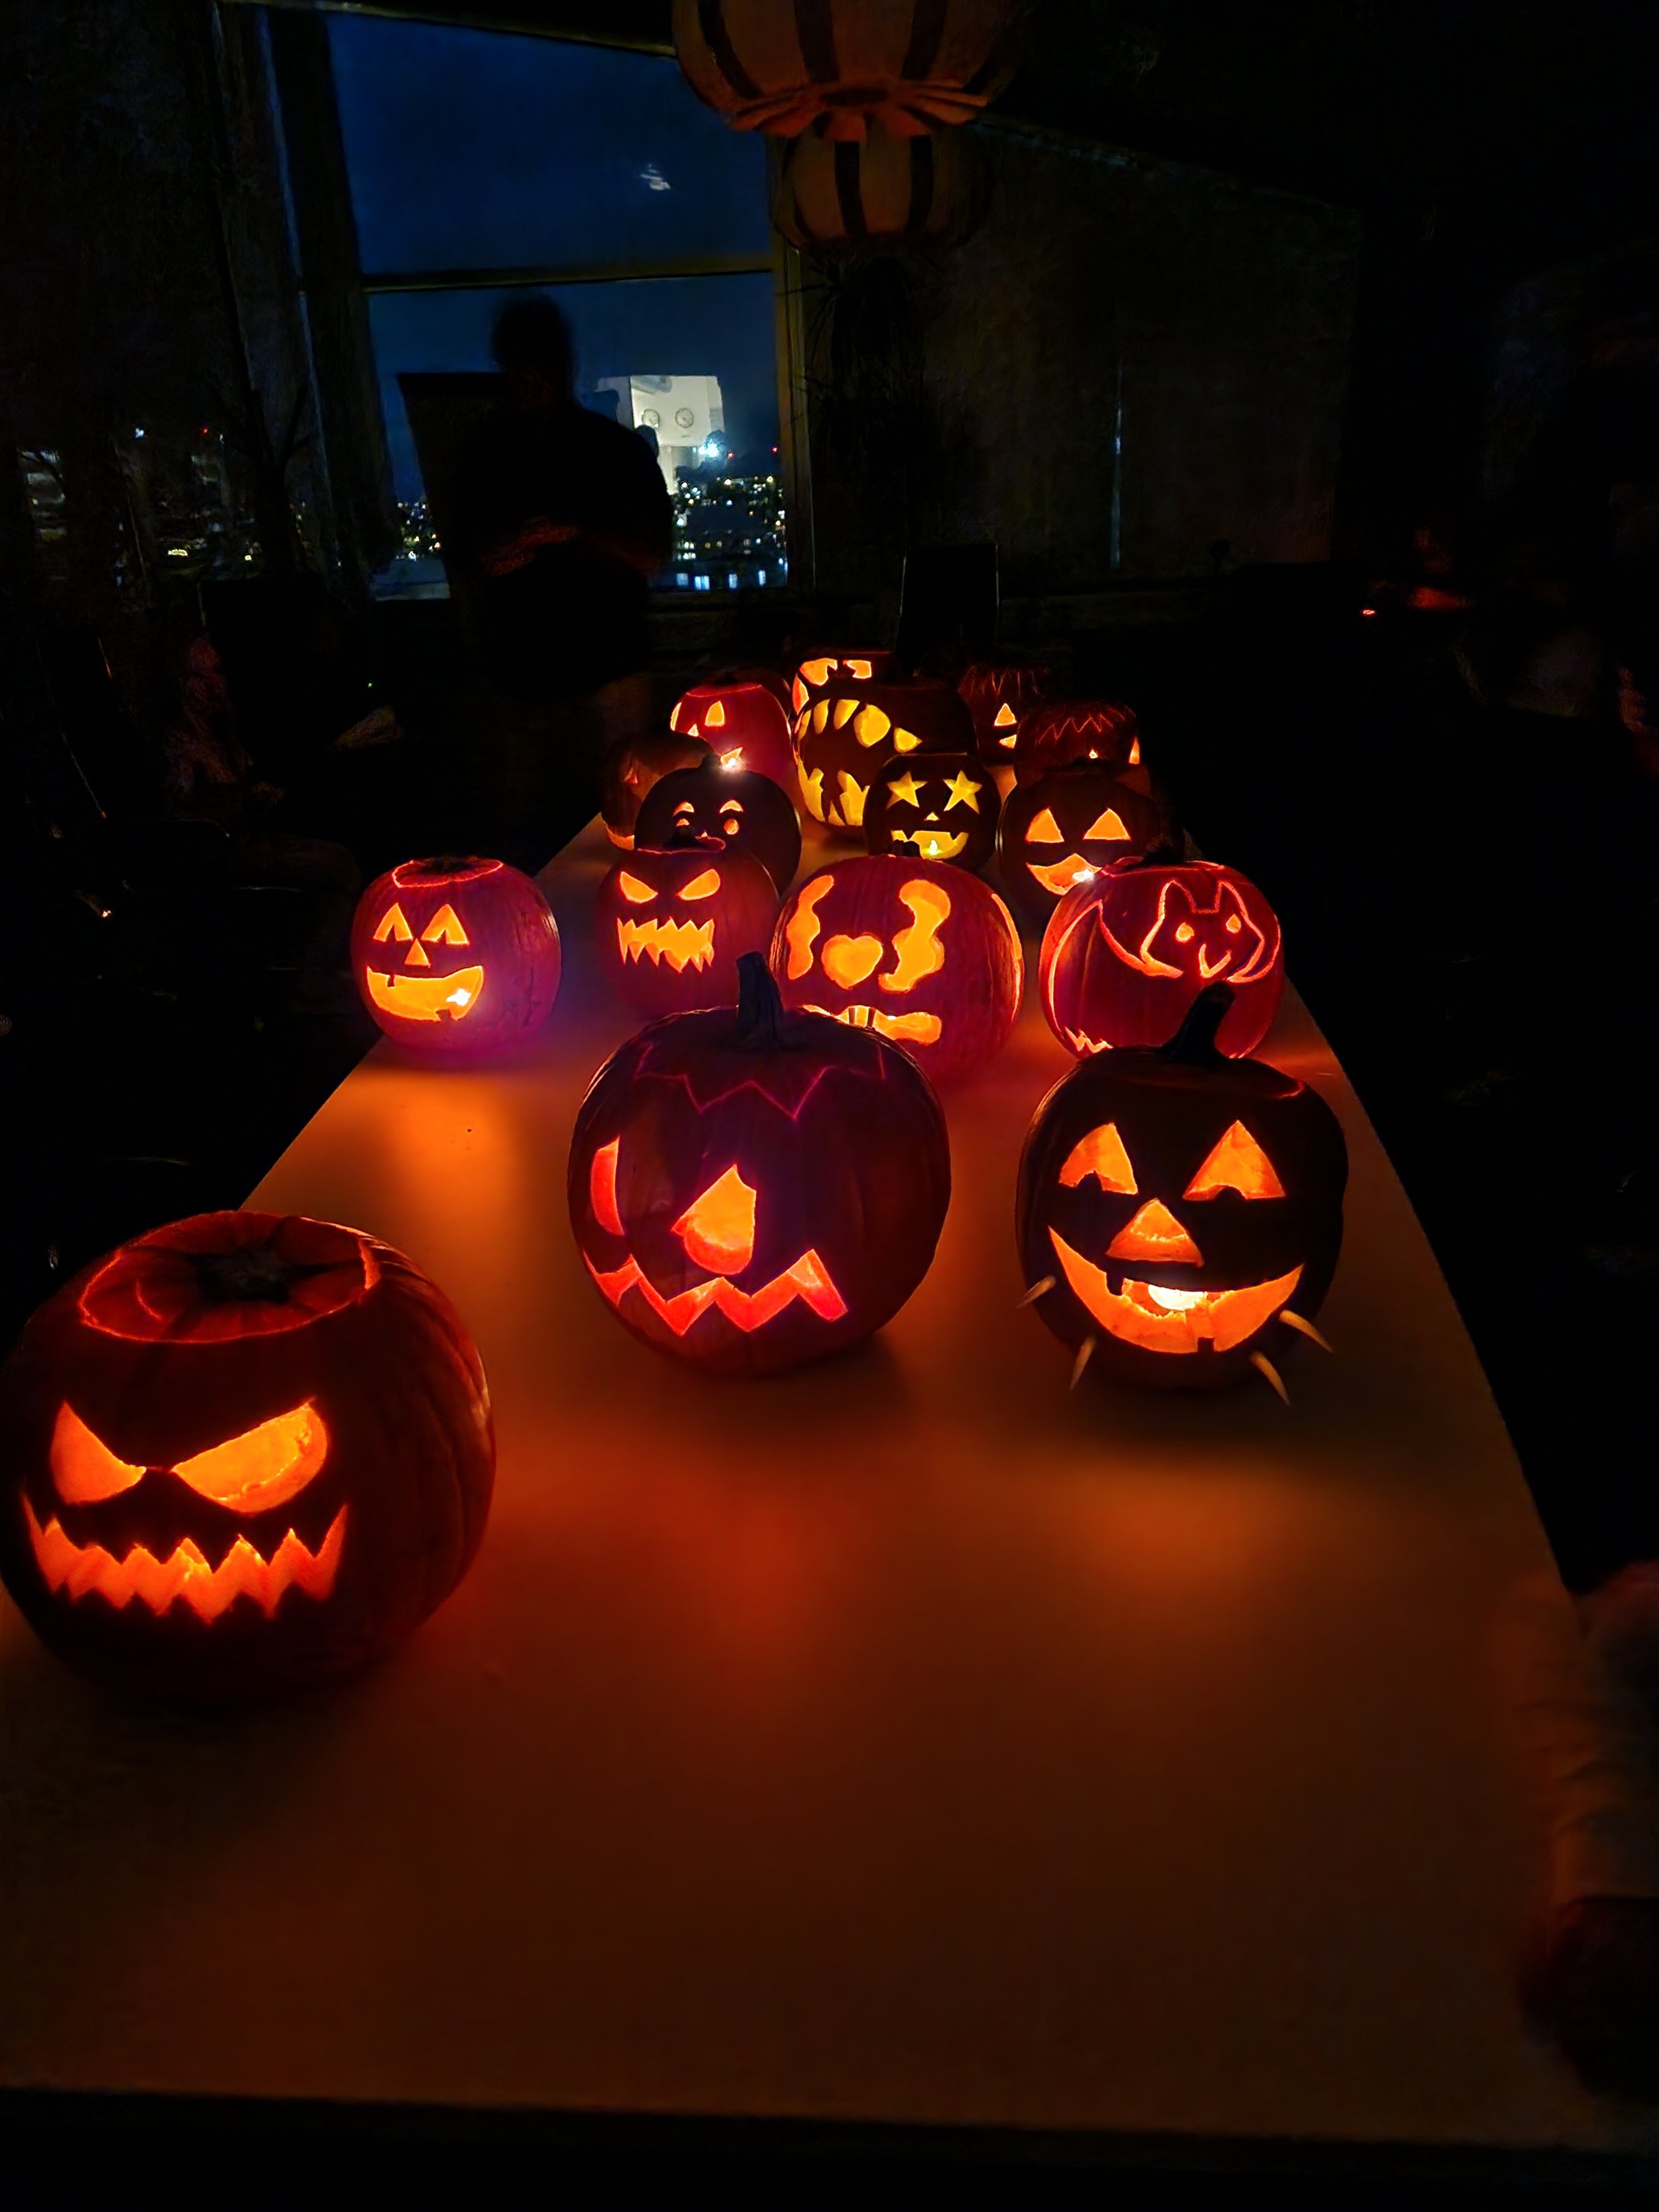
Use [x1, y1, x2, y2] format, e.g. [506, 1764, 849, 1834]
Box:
[1278, 1309, 1333, 1353]
[1250, 1351, 1290, 1404]
[1070, 1335, 1097, 1389]
[1017, 1275, 1057, 1308]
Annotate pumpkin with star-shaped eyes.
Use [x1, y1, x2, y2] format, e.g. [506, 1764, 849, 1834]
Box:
[600, 729, 713, 849]
[351, 857, 561, 1058]
[634, 751, 802, 895]
[1041, 854, 1283, 1058]
[595, 842, 779, 1019]
[863, 751, 1000, 872]
[769, 852, 1022, 1083]
[0, 1209, 494, 1700]
[789, 648, 899, 720]
[1013, 698, 1141, 786]
[997, 764, 1171, 924]
[792, 676, 973, 835]
[1017, 986, 1347, 1394]
[668, 675, 797, 793]
[958, 654, 1056, 764]
[569, 955, 950, 1378]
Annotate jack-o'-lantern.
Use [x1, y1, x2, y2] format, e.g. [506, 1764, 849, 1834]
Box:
[569, 954, 950, 1377]
[351, 856, 561, 1058]
[1014, 698, 1141, 786]
[595, 842, 778, 1019]
[0, 1211, 494, 1700]
[863, 751, 999, 872]
[790, 648, 899, 719]
[636, 751, 803, 894]
[997, 765, 1171, 924]
[958, 655, 1056, 763]
[793, 677, 972, 834]
[601, 729, 713, 848]
[1041, 855, 1284, 1058]
[669, 678, 797, 793]
[1017, 986, 1347, 1395]
[770, 853, 1022, 1083]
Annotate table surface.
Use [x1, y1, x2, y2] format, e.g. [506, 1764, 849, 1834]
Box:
[2, 819, 1652, 2156]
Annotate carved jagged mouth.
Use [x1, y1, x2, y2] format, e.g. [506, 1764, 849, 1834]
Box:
[587, 1252, 847, 1335]
[1062, 1027, 1110, 1056]
[25, 1499, 347, 1622]
[1049, 1230, 1302, 1355]
[890, 828, 969, 861]
[1027, 856, 1094, 899]
[617, 918, 715, 972]
[802, 1002, 942, 1047]
[366, 966, 484, 1021]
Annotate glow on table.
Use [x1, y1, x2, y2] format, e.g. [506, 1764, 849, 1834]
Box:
[1, 820, 1647, 2155]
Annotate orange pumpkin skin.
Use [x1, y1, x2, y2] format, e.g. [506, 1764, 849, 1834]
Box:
[792, 677, 974, 834]
[635, 753, 803, 895]
[600, 729, 713, 848]
[788, 647, 899, 720]
[863, 750, 1000, 872]
[0, 1212, 494, 1701]
[769, 852, 1023, 1084]
[595, 843, 780, 1019]
[1041, 857, 1284, 1059]
[958, 656, 1055, 763]
[668, 678, 798, 794]
[569, 958, 950, 1377]
[352, 856, 561, 1059]
[1013, 698, 1141, 786]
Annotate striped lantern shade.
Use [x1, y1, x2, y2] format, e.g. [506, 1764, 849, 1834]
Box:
[774, 117, 981, 254]
[673, 0, 1026, 139]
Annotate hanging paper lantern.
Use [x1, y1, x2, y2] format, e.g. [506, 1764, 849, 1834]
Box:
[669, 678, 798, 794]
[595, 842, 779, 1019]
[863, 749, 1000, 871]
[0, 1210, 494, 1700]
[1014, 698, 1141, 786]
[1017, 986, 1348, 1395]
[790, 647, 900, 719]
[635, 751, 804, 895]
[351, 856, 561, 1059]
[1040, 855, 1285, 1059]
[770, 851, 1022, 1082]
[774, 117, 981, 254]
[959, 654, 1056, 763]
[600, 729, 713, 849]
[997, 764, 1171, 924]
[673, 0, 1025, 139]
[569, 954, 950, 1378]
[793, 676, 974, 832]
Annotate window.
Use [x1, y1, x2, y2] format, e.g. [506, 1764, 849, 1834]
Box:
[324, 17, 788, 597]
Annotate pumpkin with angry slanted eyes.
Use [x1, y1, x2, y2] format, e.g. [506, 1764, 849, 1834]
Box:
[668, 676, 797, 793]
[634, 751, 802, 895]
[770, 852, 1022, 1083]
[958, 655, 1056, 763]
[997, 764, 1171, 924]
[569, 955, 950, 1377]
[1041, 855, 1283, 1059]
[1017, 986, 1347, 1394]
[595, 842, 779, 1018]
[793, 677, 972, 834]
[1013, 698, 1141, 786]
[790, 648, 899, 720]
[600, 729, 713, 848]
[863, 751, 1000, 872]
[351, 856, 561, 1058]
[0, 1210, 494, 1700]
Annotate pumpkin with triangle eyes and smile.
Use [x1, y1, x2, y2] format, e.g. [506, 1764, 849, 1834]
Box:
[668, 674, 797, 793]
[351, 855, 561, 1058]
[997, 763, 1171, 922]
[769, 852, 1023, 1083]
[0, 1211, 494, 1700]
[958, 654, 1056, 764]
[634, 751, 803, 893]
[792, 676, 973, 835]
[863, 751, 1001, 872]
[1017, 986, 1347, 1394]
[595, 842, 779, 1018]
[1041, 854, 1284, 1058]
[569, 955, 950, 1377]
[600, 729, 713, 848]
[1013, 698, 1142, 787]
[789, 648, 899, 720]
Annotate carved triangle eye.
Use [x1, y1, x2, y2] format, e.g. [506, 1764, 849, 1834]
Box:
[1083, 808, 1129, 841]
[421, 903, 469, 945]
[1027, 808, 1064, 844]
[1058, 1122, 1137, 1193]
[1185, 1122, 1285, 1200]
[372, 903, 413, 944]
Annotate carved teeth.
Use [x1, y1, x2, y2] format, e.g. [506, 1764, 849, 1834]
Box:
[616, 918, 715, 971]
[26, 1499, 347, 1622]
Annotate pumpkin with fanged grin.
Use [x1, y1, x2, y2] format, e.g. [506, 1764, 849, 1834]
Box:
[789, 648, 899, 719]
[997, 764, 1171, 923]
[569, 956, 950, 1376]
[0, 1211, 494, 1700]
[792, 676, 973, 834]
[351, 856, 561, 1057]
[1017, 986, 1347, 1394]
[634, 751, 802, 894]
[595, 842, 779, 1017]
[863, 750, 1000, 871]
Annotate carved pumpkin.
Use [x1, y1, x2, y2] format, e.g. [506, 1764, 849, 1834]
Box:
[351, 856, 561, 1058]
[793, 676, 973, 834]
[790, 648, 899, 720]
[569, 954, 950, 1378]
[1017, 986, 1347, 1395]
[774, 117, 981, 254]
[600, 729, 713, 849]
[997, 764, 1171, 924]
[958, 654, 1056, 763]
[1014, 698, 1141, 786]
[0, 1211, 494, 1700]
[595, 842, 779, 1019]
[668, 678, 797, 794]
[1041, 855, 1284, 1059]
[863, 750, 1000, 871]
[770, 852, 1022, 1083]
[636, 752, 803, 894]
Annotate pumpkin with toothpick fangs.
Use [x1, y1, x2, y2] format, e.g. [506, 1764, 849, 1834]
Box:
[351, 856, 561, 1058]
[789, 648, 898, 720]
[569, 956, 950, 1377]
[635, 751, 802, 894]
[596, 842, 779, 1019]
[0, 1211, 494, 1700]
[792, 676, 972, 834]
[1017, 986, 1347, 1396]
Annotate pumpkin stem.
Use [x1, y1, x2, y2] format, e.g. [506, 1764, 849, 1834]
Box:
[1161, 981, 1234, 1063]
[725, 952, 798, 1051]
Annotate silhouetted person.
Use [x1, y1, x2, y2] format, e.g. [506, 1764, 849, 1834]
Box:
[455, 297, 672, 859]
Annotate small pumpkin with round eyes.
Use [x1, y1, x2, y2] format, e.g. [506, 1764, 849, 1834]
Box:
[793, 677, 974, 835]
[636, 752, 802, 893]
[790, 648, 899, 720]
[958, 655, 1056, 763]
[351, 855, 561, 1058]
[0, 1210, 494, 1700]
[769, 851, 1022, 1083]
[1041, 854, 1283, 1059]
[596, 842, 780, 1018]
[863, 750, 1000, 872]
[1014, 698, 1141, 786]
[668, 676, 797, 793]
[600, 729, 713, 849]
[569, 955, 950, 1378]
[1017, 986, 1347, 1395]
[997, 764, 1171, 924]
